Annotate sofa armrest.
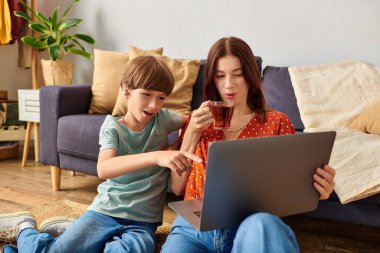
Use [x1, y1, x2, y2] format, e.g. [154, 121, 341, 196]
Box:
[40, 84, 92, 167]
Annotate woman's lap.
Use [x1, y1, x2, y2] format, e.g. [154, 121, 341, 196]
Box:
[162, 212, 300, 253]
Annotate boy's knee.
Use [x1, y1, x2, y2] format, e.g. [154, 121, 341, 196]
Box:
[105, 236, 155, 253]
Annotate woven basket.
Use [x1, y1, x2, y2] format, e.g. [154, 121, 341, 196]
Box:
[0, 141, 19, 160]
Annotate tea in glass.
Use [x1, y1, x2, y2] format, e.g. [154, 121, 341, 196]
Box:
[210, 101, 234, 130]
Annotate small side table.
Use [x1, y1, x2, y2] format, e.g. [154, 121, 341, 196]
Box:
[18, 89, 40, 167]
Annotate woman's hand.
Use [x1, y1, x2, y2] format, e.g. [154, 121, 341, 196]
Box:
[313, 165, 336, 200]
[188, 101, 214, 134]
[156, 150, 202, 176]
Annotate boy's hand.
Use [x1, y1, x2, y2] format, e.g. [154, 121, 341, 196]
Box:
[188, 101, 213, 134]
[156, 151, 202, 176]
[313, 165, 336, 200]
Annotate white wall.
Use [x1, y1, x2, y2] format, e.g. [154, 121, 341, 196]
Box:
[1, 0, 379, 100]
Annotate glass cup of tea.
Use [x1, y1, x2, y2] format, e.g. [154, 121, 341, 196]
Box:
[210, 101, 234, 130]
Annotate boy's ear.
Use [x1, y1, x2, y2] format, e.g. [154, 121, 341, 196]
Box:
[123, 88, 131, 97]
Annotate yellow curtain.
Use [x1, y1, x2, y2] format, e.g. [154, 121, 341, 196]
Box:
[0, 0, 12, 44]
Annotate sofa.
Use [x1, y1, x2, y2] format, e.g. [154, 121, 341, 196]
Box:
[40, 57, 380, 228]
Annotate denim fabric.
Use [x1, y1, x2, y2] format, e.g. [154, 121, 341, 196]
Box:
[2, 245, 18, 253]
[161, 213, 300, 253]
[16, 210, 158, 253]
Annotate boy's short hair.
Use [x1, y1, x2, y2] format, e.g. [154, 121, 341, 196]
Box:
[120, 56, 174, 95]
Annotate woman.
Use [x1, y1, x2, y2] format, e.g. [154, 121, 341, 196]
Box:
[162, 37, 335, 253]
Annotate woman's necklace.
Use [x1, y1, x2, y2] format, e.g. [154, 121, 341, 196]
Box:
[225, 112, 255, 133]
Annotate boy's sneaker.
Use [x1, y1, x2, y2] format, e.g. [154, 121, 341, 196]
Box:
[0, 211, 36, 242]
[40, 216, 75, 237]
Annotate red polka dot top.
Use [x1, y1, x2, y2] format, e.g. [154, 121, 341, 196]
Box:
[180, 111, 295, 200]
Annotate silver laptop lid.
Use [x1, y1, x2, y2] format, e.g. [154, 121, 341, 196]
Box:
[199, 131, 336, 231]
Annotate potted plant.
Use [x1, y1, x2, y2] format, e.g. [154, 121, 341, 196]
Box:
[14, 0, 95, 85]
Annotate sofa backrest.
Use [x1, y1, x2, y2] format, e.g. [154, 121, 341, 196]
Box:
[262, 66, 304, 131]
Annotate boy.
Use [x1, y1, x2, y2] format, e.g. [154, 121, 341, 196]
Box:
[0, 56, 200, 253]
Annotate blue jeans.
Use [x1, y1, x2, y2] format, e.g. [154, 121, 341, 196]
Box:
[161, 213, 300, 253]
[16, 210, 158, 253]
[2, 245, 18, 253]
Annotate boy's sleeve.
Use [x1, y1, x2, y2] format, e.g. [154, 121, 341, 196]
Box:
[99, 120, 119, 152]
[162, 109, 183, 133]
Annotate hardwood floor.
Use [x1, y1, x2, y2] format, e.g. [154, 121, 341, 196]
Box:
[1, 148, 379, 252]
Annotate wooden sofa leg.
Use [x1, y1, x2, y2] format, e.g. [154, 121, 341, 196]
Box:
[51, 166, 62, 191]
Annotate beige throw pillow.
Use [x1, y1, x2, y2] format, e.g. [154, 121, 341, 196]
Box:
[351, 99, 380, 135]
[112, 46, 200, 116]
[89, 47, 163, 114]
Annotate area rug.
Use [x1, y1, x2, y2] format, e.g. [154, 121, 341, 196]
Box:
[31, 199, 88, 229]
[31, 199, 175, 252]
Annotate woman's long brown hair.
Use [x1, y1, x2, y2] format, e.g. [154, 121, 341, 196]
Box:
[204, 37, 267, 122]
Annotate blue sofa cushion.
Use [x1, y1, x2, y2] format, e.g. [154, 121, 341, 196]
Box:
[57, 114, 106, 161]
[329, 191, 380, 205]
[262, 66, 304, 131]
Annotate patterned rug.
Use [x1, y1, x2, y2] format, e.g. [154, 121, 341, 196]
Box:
[2, 199, 177, 253]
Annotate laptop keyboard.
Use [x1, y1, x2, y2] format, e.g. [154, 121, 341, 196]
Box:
[193, 210, 202, 217]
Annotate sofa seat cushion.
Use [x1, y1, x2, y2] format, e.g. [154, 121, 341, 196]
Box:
[329, 191, 380, 205]
[57, 115, 106, 161]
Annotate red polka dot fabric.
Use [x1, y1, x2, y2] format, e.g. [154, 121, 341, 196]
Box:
[180, 111, 295, 200]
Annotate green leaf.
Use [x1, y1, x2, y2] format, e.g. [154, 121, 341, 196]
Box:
[70, 34, 95, 44]
[66, 48, 92, 60]
[17, 0, 38, 19]
[51, 7, 59, 31]
[36, 12, 51, 26]
[29, 23, 48, 34]
[49, 46, 60, 61]
[21, 36, 46, 49]
[59, 19, 82, 31]
[65, 44, 76, 48]
[47, 36, 56, 46]
[17, 0, 94, 61]
[13, 11, 32, 22]
[69, 38, 85, 51]
[59, 35, 68, 46]
[21, 38, 45, 50]
[39, 35, 48, 42]
[63, 44, 75, 53]
[62, 0, 79, 18]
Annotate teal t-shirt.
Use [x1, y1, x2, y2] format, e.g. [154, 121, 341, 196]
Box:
[88, 109, 182, 223]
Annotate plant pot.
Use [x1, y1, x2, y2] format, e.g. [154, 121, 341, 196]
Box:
[41, 59, 74, 85]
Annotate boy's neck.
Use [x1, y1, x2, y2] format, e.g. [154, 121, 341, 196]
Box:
[122, 114, 148, 133]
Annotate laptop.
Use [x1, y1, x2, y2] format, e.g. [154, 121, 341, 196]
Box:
[169, 131, 336, 231]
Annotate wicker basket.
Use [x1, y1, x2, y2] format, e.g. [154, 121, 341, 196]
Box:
[0, 141, 19, 160]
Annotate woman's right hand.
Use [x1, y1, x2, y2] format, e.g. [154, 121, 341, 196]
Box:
[188, 101, 214, 134]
